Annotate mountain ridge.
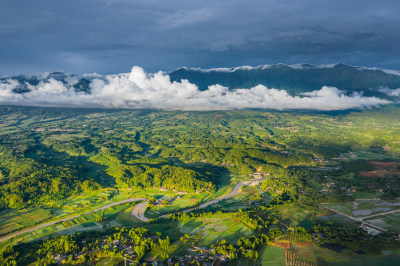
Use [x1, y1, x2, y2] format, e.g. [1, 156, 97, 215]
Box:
[169, 63, 400, 98]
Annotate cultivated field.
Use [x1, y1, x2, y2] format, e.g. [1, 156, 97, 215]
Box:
[179, 214, 253, 246]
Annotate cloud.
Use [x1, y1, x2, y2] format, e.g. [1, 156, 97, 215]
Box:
[0, 66, 391, 110]
[379, 87, 400, 97]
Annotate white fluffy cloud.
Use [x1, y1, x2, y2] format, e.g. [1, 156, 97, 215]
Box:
[379, 87, 400, 97]
[0, 66, 392, 110]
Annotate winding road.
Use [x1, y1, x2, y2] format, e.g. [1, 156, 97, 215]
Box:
[131, 201, 150, 222]
[0, 178, 265, 243]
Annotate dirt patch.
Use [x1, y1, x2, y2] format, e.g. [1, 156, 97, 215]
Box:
[271, 240, 292, 249]
[368, 161, 400, 171]
[360, 170, 400, 178]
[360, 170, 385, 178]
[295, 241, 312, 247]
[369, 161, 400, 170]
[360, 161, 400, 177]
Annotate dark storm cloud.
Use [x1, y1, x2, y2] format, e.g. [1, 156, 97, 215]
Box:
[0, 0, 399, 75]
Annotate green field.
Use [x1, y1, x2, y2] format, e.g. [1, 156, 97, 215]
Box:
[260, 246, 285, 266]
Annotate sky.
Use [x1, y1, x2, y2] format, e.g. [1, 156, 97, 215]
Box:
[1, 0, 400, 75]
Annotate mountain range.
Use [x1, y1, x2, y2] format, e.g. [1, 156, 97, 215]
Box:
[2, 63, 400, 99]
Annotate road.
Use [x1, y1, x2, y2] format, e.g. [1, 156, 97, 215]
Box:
[361, 208, 400, 221]
[0, 198, 146, 243]
[318, 204, 387, 232]
[0, 177, 265, 243]
[131, 200, 149, 222]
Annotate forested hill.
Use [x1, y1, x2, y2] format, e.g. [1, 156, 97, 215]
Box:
[169, 63, 400, 97]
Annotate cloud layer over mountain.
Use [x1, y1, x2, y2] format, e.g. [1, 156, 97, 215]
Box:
[0, 66, 391, 110]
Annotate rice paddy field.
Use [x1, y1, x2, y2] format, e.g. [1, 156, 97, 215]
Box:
[324, 200, 400, 218]
[2, 201, 137, 246]
[317, 214, 361, 228]
[366, 212, 400, 232]
[178, 213, 254, 246]
[0, 187, 139, 239]
[0, 208, 53, 237]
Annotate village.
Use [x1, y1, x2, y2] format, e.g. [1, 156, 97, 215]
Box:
[51, 234, 231, 265]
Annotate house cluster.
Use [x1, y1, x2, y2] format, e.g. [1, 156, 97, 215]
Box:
[52, 236, 231, 265]
[52, 237, 139, 264]
[319, 182, 335, 193]
[150, 246, 229, 266]
[97, 238, 139, 257]
[361, 225, 381, 236]
[53, 254, 69, 264]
